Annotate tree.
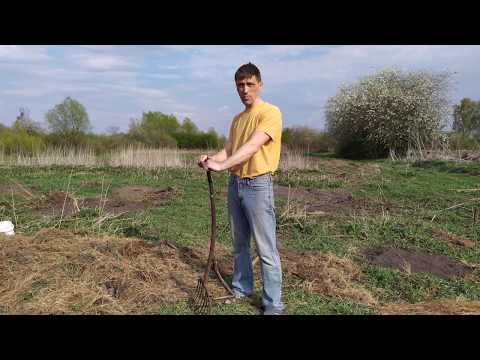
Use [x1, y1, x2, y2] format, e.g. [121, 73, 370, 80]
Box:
[45, 97, 90, 145]
[128, 112, 179, 147]
[452, 98, 480, 137]
[282, 126, 336, 153]
[13, 107, 43, 135]
[326, 69, 452, 159]
[0, 128, 45, 155]
[181, 117, 199, 134]
[106, 126, 120, 135]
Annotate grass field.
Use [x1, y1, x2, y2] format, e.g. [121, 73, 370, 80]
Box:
[1, 153, 479, 315]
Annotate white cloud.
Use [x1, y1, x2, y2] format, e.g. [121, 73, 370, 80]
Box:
[217, 105, 230, 113]
[0, 45, 50, 62]
[173, 111, 194, 119]
[129, 87, 169, 99]
[250, 45, 480, 86]
[1, 84, 100, 98]
[77, 45, 117, 51]
[1, 45, 479, 134]
[148, 73, 183, 80]
[71, 54, 138, 71]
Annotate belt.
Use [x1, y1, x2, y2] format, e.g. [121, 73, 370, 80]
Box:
[230, 172, 272, 180]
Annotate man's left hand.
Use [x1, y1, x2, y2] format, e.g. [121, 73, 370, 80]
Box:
[205, 159, 226, 172]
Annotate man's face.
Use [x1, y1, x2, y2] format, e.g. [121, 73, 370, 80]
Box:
[236, 76, 262, 106]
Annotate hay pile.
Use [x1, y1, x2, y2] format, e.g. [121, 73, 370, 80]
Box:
[380, 299, 480, 315]
[0, 229, 378, 314]
[281, 249, 377, 306]
[0, 229, 209, 314]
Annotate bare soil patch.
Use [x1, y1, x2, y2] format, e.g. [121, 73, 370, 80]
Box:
[0, 181, 37, 200]
[35, 186, 176, 218]
[432, 229, 475, 248]
[274, 186, 394, 217]
[362, 247, 474, 279]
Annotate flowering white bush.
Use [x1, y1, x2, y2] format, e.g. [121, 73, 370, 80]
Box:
[325, 69, 452, 158]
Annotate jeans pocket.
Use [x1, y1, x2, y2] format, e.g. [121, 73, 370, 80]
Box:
[249, 175, 272, 191]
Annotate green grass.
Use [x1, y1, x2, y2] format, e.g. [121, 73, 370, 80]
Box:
[1, 157, 480, 314]
[361, 265, 480, 303]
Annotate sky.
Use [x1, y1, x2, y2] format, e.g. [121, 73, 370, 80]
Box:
[0, 45, 479, 136]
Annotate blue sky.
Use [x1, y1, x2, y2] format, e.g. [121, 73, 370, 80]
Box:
[0, 45, 479, 136]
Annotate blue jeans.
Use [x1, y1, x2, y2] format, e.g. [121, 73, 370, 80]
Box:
[228, 173, 284, 313]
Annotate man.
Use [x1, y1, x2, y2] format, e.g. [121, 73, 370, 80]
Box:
[197, 63, 284, 315]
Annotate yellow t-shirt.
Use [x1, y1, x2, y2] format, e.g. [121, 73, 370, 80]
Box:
[227, 101, 282, 178]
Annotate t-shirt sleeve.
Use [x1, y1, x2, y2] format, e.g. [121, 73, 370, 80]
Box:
[256, 107, 282, 142]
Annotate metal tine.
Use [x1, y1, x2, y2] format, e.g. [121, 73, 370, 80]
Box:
[193, 279, 211, 314]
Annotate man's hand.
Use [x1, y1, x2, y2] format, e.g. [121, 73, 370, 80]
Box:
[197, 154, 209, 170]
[204, 158, 225, 172]
[198, 154, 226, 172]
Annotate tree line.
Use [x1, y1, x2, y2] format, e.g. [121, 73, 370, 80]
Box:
[2, 69, 479, 158]
[0, 97, 226, 155]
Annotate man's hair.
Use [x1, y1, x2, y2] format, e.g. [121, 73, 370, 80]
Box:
[234, 62, 262, 83]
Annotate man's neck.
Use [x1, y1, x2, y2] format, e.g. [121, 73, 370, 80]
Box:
[245, 98, 264, 111]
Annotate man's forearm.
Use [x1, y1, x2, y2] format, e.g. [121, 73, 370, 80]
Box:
[221, 142, 258, 170]
[204, 132, 270, 172]
[209, 148, 228, 162]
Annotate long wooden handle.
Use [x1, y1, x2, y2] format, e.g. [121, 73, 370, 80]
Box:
[202, 170, 216, 283]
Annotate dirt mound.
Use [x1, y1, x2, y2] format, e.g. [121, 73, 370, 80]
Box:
[36, 186, 176, 218]
[432, 229, 475, 248]
[274, 186, 394, 217]
[362, 247, 474, 279]
[380, 299, 480, 315]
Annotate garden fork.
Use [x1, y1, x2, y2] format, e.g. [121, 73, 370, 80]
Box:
[192, 170, 234, 314]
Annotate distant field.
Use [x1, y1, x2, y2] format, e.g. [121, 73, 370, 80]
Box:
[1, 155, 479, 314]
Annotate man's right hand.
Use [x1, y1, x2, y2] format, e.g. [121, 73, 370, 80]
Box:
[197, 154, 209, 170]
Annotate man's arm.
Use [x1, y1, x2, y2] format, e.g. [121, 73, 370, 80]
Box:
[197, 141, 231, 169]
[209, 146, 229, 162]
[205, 131, 270, 172]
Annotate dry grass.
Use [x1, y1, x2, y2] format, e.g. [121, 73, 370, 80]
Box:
[390, 146, 479, 163]
[380, 298, 480, 315]
[3, 148, 97, 167]
[0, 227, 378, 314]
[0, 229, 206, 314]
[279, 148, 318, 170]
[1, 146, 326, 171]
[109, 146, 187, 169]
[0, 146, 191, 169]
[281, 249, 377, 306]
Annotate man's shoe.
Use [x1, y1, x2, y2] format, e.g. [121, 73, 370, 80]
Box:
[263, 307, 283, 315]
[224, 292, 250, 305]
